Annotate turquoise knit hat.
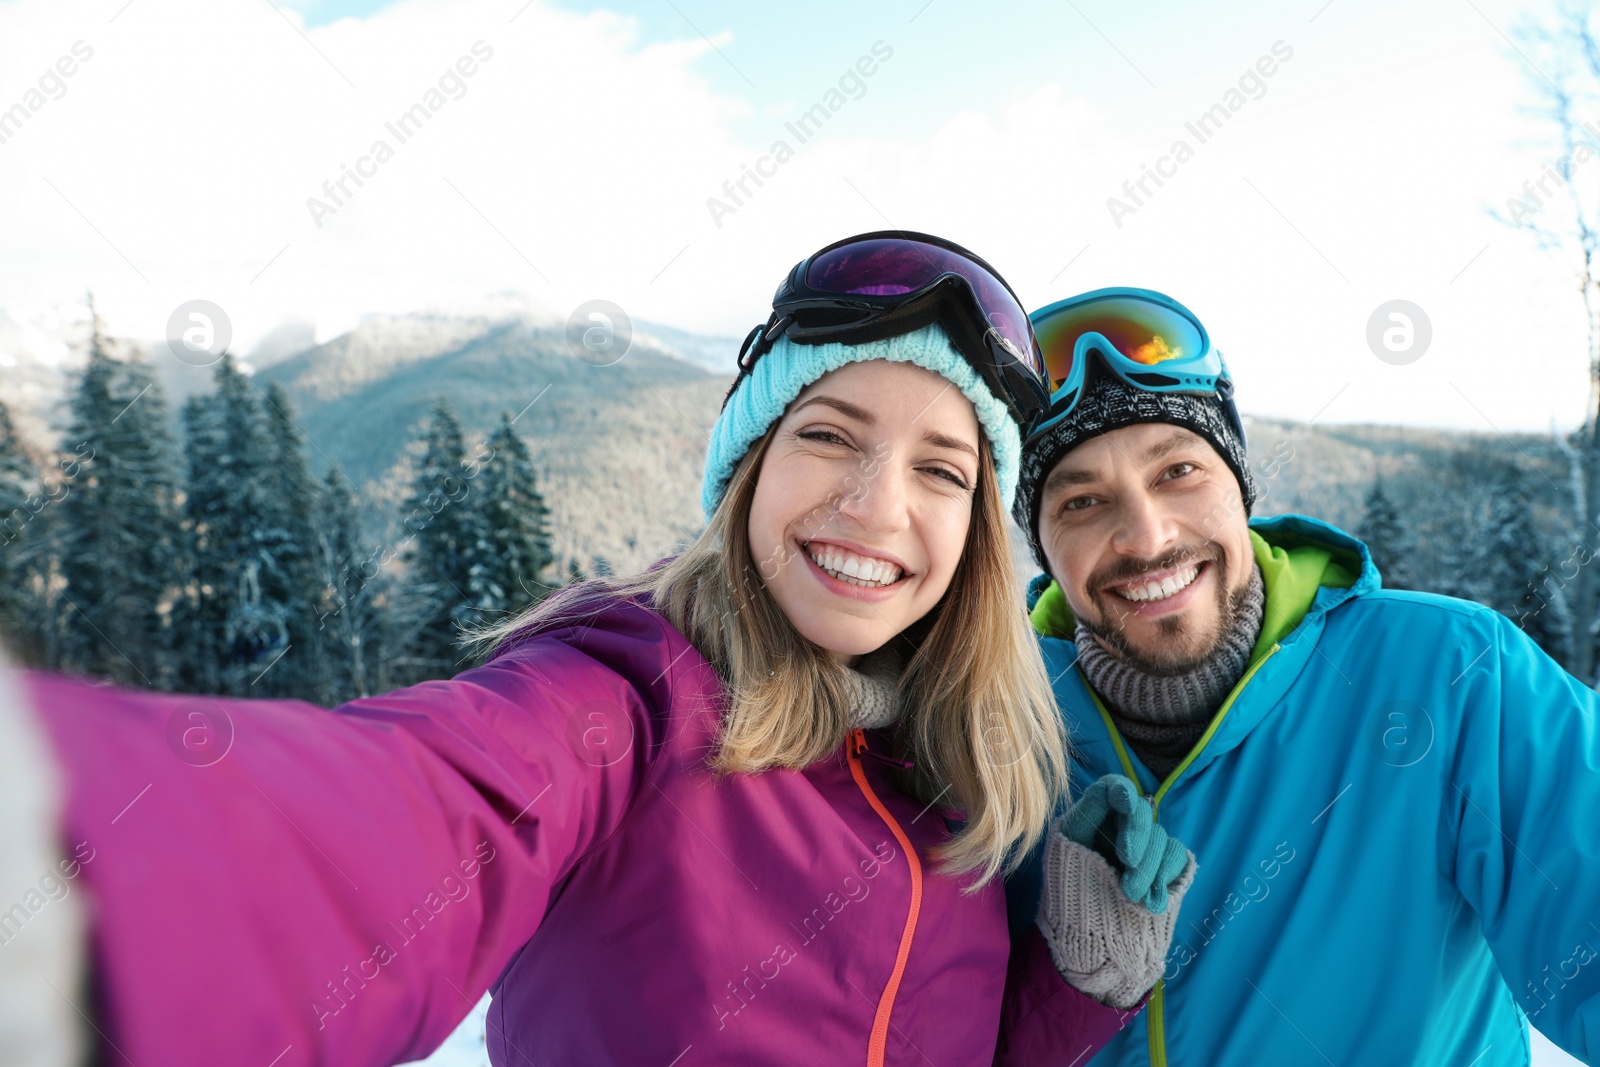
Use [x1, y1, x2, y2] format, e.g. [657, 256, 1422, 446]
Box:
[700, 322, 1021, 519]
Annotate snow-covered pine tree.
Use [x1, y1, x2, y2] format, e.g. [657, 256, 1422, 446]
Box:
[1474, 465, 1574, 668]
[176, 355, 290, 694]
[475, 412, 555, 623]
[1427, 445, 1503, 603]
[310, 468, 382, 704]
[0, 402, 38, 651]
[1356, 478, 1411, 590]
[55, 310, 183, 688]
[397, 399, 490, 681]
[258, 382, 328, 699]
[176, 393, 227, 693]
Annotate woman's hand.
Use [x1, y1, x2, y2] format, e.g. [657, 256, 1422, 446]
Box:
[1036, 775, 1197, 1010]
[0, 658, 87, 1066]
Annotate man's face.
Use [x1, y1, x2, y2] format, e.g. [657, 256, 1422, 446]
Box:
[1035, 423, 1255, 675]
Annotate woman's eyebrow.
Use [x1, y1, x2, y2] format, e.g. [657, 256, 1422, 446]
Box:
[792, 395, 977, 458]
[923, 429, 978, 459]
[792, 395, 873, 423]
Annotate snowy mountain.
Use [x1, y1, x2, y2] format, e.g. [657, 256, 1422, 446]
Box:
[0, 305, 81, 450]
[0, 297, 738, 579]
[0, 303, 325, 441]
[253, 305, 733, 579]
[3, 297, 1576, 593]
[633, 318, 743, 374]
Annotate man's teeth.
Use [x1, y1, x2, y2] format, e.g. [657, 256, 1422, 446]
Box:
[804, 542, 904, 588]
[1114, 563, 1201, 603]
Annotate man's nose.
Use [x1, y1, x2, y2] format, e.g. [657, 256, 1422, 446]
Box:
[1112, 489, 1177, 561]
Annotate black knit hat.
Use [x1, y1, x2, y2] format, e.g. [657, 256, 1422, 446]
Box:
[1015, 369, 1258, 576]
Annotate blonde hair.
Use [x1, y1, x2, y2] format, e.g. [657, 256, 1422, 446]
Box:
[468, 423, 1069, 888]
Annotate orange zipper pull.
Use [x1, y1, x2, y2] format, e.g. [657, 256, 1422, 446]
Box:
[850, 728, 915, 769]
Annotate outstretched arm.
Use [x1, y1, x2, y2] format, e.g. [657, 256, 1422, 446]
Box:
[24, 606, 674, 1067]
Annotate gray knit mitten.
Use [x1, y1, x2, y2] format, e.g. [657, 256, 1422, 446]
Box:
[1036, 832, 1197, 1010]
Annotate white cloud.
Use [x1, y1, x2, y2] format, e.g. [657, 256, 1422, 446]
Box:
[0, 0, 1591, 435]
[0, 0, 756, 352]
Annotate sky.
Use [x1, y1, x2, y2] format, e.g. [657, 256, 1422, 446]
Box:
[1, 0, 1597, 437]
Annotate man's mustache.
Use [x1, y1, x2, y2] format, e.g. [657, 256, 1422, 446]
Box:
[1088, 543, 1222, 593]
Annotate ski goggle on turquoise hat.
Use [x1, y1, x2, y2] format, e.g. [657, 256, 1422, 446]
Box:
[1028, 286, 1245, 443]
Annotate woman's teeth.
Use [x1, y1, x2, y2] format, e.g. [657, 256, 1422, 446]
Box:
[1113, 563, 1201, 603]
[804, 542, 904, 588]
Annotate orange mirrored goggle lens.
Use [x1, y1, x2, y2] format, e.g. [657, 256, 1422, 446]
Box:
[1035, 296, 1203, 393]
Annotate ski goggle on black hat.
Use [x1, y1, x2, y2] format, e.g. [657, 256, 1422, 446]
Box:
[1029, 286, 1245, 444]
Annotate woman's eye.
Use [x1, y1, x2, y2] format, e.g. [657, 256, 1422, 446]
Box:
[922, 467, 970, 490]
[796, 429, 849, 446]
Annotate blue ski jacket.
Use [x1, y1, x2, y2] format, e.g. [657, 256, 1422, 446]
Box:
[1013, 513, 1600, 1066]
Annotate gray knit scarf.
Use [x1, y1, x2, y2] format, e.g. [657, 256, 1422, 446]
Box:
[839, 643, 906, 730]
[1073, 561, 1266, 779]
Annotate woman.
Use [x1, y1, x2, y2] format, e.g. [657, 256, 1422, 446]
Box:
[23, 232, 1194, 1066]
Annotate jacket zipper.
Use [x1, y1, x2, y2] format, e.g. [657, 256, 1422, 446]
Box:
[846, 727, 923, 1067]
[1084, 643, 1282, 1067]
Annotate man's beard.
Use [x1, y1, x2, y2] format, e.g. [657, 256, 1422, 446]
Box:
[1077, 543, 1251, 677]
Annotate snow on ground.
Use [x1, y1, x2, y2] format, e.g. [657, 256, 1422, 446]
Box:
[1534, 1027, 1584, 1065]
[401, 995, 490, 1067]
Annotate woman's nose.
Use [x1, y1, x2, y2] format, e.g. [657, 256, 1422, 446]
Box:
[836, 455, 910, 534]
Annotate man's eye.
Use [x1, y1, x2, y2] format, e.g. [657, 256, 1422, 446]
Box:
[1164, 462, 1196, 480]
[1062, 496, 1095, 513]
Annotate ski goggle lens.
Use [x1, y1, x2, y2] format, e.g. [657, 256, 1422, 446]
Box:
[804, 237, 1043, 378]
[1035, 295, 1205, 393]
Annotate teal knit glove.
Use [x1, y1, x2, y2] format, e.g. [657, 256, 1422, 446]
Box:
[1060, 774, 1191, 914]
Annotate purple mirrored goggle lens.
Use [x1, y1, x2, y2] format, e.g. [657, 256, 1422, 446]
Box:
[803, 237, 1042, 375]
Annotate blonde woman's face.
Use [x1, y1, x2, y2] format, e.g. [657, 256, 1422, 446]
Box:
[747, 359, 982, 666]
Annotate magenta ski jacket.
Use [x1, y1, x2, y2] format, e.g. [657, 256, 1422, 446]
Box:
[27, 589, 1137, 1066]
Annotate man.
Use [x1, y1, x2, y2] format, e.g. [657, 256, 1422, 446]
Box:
[1008, 287, 1600, 1065]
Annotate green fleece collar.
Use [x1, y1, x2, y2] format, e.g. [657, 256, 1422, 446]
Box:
[1027, 527, 1359, 664]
